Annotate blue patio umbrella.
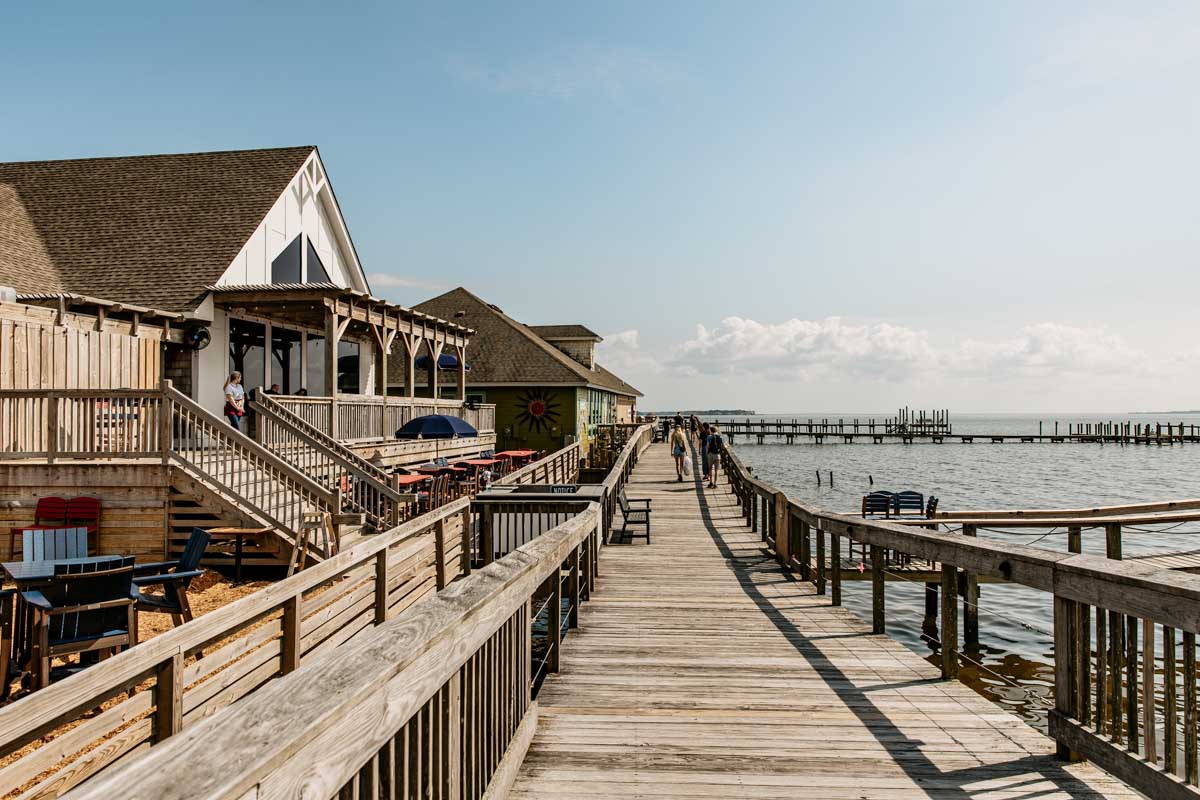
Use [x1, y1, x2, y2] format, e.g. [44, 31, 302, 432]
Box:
[414, 353, 470, 371]
[395, 414, 479, 440]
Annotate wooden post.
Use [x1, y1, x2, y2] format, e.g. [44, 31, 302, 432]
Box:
[870, 545, 884, 634]
[815, 526, 826, 595]
[1105, 522, 1122, 559]
[774, 492, 789, 565]
[568, 545, 580, 629]
[830, 532, 841, 606]
[1054, 594, 1078, 760]
[46, 394, 58, 463]
[799, 519, 811, 581]
[457, 343, 468, 401]
[375, 552, 389, 624]
[548, 566, 562, 674]
[940, 564, 958, 679]
[445, 671, 462, 800]
[962, 524, 979, 647]
[325, 308, 340, 439]
[1067, 525, 1081, 554]
[434, 518, 447, 589]
[481, 505, 494, 566]
[160, 380, 173, 464]
[461, 506, 472, 577]
[1185, 631, 1197, 783]
[281, 594, 301, 673]
[154, 652, 184, 742]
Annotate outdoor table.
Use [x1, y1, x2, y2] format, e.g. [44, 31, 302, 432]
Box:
[458, 458, 505, 467]
[415, 465, 467, 476]
[2, 555, 115, 585]
[392, 473, 433, 486]
[205, 526, 272, 584]
[494, 450, 536, 458]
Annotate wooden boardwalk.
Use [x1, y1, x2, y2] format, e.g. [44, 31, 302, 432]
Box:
[511, 442, 1139, 799]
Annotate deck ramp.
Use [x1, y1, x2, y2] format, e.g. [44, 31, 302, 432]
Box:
[510, 442, 1138, 799]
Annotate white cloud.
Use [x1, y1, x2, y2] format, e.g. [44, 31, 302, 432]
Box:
[597, 329, 658, 371]
[669, 316, 1156, 382]
[447, 45, 684, 101]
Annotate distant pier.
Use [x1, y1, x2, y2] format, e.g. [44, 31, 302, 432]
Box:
[710, 413, 1200, 444]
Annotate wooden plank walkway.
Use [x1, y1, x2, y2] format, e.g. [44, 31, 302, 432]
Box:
[510, 442, 1140, 799]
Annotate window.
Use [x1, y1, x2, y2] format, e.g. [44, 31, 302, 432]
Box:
[306, 335, 326, 395]
[229, 319, 266, 390]
[337, 340, 360, 394]
[306, 239, 331, 284]
[271, 235, 302, 284]
[270, 328, 303, 394]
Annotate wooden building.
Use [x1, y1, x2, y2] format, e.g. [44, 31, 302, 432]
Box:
[0, 147, 496, 568]
[389, 288, 641, 454]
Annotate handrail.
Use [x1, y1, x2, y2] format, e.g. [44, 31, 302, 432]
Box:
[62, 503, 602, 800]
[718, 442, 1200, 799]
[494, 441, 580, 486]
[250, 390, 410, 532]
[0, 499, 474, 799]
[166, 385, 337, 542]
[252, 389, 391, 483]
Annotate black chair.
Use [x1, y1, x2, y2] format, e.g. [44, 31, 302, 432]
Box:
[892, 491, 925, 517]
[23, 556, 138, 689]
[133, 528, 210, 627]
[861, 492, 893, 518]
[616, 487, 651, 544]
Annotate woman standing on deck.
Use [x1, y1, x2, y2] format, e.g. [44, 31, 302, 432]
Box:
[223, 371, 245, 431]
[699, 421, 711, 479]
[670, 424, 688, 482]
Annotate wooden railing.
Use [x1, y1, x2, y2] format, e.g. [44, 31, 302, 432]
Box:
[493, 441, 581, 486]
[597, 424, 655, 543]
[62, 503, 603, 800]
[251, 391, 413, 532]
[272, 395, 496, 442]
[718, 443, 1200, 799]
[166, 386, 338, 549]
[0, 501, 475, 800]
[0, 389, 167, 460]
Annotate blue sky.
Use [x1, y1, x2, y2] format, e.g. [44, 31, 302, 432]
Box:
[5, 2, 1199, 411]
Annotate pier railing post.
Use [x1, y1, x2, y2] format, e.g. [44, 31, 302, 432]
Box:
[870, 544, 884, 633]
[940, 564, 958, 679]
[815, 525, 826, 595]
[774, 492, 789, 565]
[831, 531, 841, 606]
[962, 524, 979, 647]
[799, 519, 811, 581]
[1053, 594, 1081, 761]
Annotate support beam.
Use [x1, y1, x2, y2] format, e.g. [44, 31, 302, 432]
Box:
[325, 309, 340, 438]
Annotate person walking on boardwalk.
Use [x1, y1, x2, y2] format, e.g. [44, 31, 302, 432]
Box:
[706, 424, 724, 489]
[670, 424, 688, 481]
[223, 371, 245, 431]
[699, 421, 711, 479]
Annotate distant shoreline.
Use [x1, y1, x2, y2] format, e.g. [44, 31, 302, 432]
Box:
[647, 409, 756, 416]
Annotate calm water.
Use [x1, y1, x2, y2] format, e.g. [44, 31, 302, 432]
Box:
[718, 412, 1200, 728]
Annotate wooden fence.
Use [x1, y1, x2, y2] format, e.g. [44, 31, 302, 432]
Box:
[0, 501, 473, 800]
[0, 317, 162, 393]
[719, 444, 1200, 799]
[61, 503, 603, 800]
[493, 441, 580, 486]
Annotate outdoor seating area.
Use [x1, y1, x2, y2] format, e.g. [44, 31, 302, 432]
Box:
[0, 526, 219, 698]
[861, 490, 938, 519]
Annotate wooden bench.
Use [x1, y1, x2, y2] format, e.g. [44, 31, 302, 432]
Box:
[617, 487, 651, 543]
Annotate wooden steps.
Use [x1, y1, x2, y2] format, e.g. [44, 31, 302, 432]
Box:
[509, 442, 1140, 799]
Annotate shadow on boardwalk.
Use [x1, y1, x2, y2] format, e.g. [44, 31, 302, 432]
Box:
[511, 441, 1135, 799]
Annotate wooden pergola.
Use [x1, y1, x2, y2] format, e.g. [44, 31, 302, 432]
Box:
[207, 284, 472, 401]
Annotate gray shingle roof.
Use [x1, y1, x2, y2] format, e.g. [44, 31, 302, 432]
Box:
[0, 146, 314, 311]
[528, 324, 601, 340]
[389, 287, 641, 397]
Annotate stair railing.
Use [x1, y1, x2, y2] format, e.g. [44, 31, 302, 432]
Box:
[164, 385, 338, 553]
[250, 390, 413, 531]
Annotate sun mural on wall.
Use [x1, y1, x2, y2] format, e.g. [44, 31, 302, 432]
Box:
[514, 388, 561, 434]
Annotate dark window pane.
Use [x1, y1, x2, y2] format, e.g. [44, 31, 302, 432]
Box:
[270, 328, 303, 394]
[337, 340, 360, 394]
[271, 235, 303, 284]
[306, 335, 326, 395]
[229, 318, 266, 391]
[306, 239, 331, 284]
